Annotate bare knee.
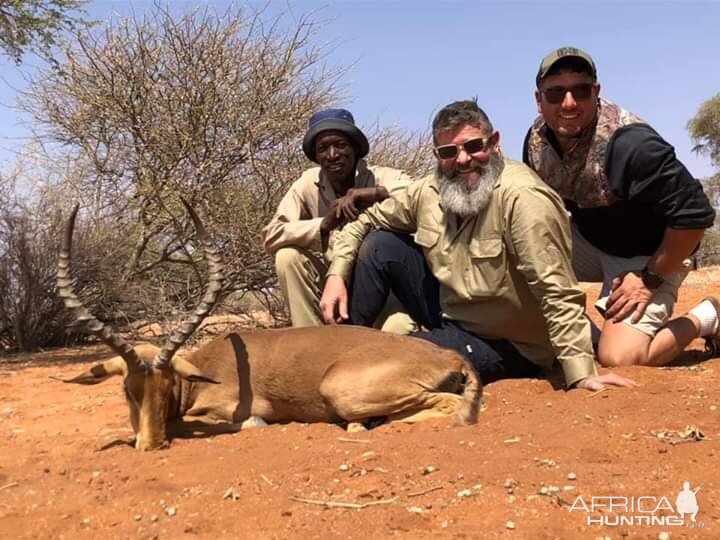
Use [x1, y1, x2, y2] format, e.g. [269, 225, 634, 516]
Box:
[597, 344, 647, 367]
[597, 323, 652, 367]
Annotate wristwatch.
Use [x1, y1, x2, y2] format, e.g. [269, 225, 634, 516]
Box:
[639, 265, 664, 289]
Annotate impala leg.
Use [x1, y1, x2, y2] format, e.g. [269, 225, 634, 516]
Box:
[168, 415, 268, 437]
[386, 393, 464, 423]
[346, 422, 368, 433]
[321, 371, 440, 423]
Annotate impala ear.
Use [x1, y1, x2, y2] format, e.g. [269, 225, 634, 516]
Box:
[52, 357, 127, 385]
[171, 356, 220, 384]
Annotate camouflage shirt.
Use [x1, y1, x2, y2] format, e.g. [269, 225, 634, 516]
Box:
[524, 98, 645, 208]
[523, 99, 714, 257]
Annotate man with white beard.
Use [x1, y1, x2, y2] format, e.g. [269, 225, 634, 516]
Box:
[320, 99, 635, 391]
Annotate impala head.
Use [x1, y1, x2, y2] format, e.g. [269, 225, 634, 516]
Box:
[56, 201, 223, 450]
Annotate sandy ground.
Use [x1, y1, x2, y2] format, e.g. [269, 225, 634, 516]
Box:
[1, 271, 720, 539]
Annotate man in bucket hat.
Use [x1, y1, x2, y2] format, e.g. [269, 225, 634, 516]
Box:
[264, 108, 414, 330]
[524, 46, 717, 368]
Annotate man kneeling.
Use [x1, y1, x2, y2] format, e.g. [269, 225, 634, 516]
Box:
[263, 108, 414, 332]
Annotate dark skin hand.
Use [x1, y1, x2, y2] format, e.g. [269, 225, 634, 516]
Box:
[334, 186, 390, 222]
[320, 186, 390, 239]
[320, 200, 342, 239]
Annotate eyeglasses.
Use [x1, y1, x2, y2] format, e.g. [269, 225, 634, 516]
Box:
[434, 136, 495, 160]
[541, 83, 595, 105]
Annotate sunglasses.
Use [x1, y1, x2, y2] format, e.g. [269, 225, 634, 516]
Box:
[541, 83, 595, 105]
[434, 136, 495, 160]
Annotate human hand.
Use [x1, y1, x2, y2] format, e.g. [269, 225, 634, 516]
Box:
[320, 202, 342, 237]
[335, 189, 360, 222]
[604, 271, 654, 323]
[574, 372, 639, 392]
[334, 187, 389, 223]
[320, 275, 349, 324]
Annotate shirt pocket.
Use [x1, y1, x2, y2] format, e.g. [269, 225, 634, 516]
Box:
[414, 227, 440, 250]
[466, 236, 507, 296]
[414, 227, 441, 267]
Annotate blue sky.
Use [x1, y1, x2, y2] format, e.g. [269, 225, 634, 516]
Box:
[1, 0, 719, 178]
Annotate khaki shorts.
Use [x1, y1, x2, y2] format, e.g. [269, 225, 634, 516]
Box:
[571, 223, 690, 337]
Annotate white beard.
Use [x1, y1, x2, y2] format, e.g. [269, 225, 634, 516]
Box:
[437, 153, 503, 217]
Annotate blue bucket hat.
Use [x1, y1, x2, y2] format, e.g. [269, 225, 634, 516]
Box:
[302, 108, 369, 163]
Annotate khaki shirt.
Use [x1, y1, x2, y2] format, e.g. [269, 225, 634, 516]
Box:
[263, 160, 412, 257]
[329, 159, 597, 387]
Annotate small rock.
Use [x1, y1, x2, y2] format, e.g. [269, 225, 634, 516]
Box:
[223, 488, 239, 500]
[281, 510, 292, 517]
[567, 472, 577, 481]
[165, 507, 176, 517]
[657, 533, 670, 540]
[150, 515, 159, 522]
[539, 486, 549, 495]
[506, 521, 516, 529]
[407, 506, 423, 513]
[457, 489, 472, 498]
[422, 466, 437, 475]
[134, 514, 142, 521]
[338, 464, 350, 472]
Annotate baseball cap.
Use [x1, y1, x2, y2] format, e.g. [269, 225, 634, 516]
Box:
[536, 47, 597, 86]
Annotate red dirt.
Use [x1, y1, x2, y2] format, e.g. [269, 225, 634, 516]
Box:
[1, 271, 719, 539]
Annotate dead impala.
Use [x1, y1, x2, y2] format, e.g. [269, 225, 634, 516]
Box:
[56, 201, 482, 450]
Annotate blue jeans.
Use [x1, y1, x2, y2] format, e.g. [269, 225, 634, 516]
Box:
[350, 230, 542, 384]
